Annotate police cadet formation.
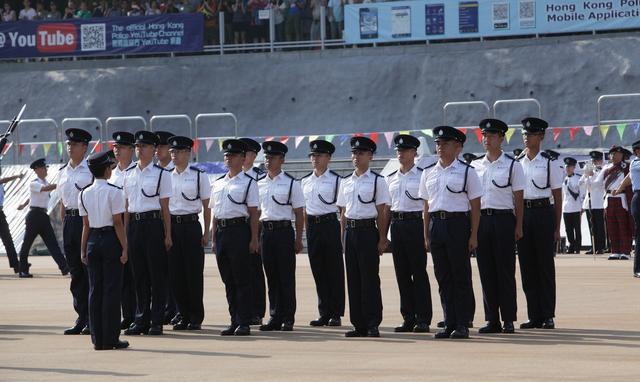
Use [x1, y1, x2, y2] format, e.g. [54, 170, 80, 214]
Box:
[5, 117, 640, 351]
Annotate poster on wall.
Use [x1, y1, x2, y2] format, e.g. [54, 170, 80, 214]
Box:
[391, 6, 412, 38]
[459, 1, 479, 33]
[425, 3, 445, 35]
[359, 7, 379, 39]
[492, 1, 510, 30]
[519, 0, 536, 28]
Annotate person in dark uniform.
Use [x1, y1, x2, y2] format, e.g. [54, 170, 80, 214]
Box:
[300, 139, 345, 327]
[210, 139, 260, 335]
[79, 150, 129, 351]
[168, 136, 211, 331]
[337, 136, 390, 338]
[562, 157, 583, 254]
[384, 134, 432, 333]
[240, 137, 267, 326]
[123, 131, 173, 336]
[517, 117, 563, 330]
[580, 151, 606, 255]
[615, 140, 640, 277]
[109, 131, 138, 330]
[257, 141, 305, 332]
[58, 128, 94, 335]
[471, 119, 524, 334]
[0, 171, 25, 273]
[419, 126, 482, 339]
[17, 158, 69, 277]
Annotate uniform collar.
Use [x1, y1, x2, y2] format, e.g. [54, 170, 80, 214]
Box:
[137, 161, 154, 172]
[397, 164, 418, 176]
[436, 158, 460, 170]
[266, 170, 284, 180]
[117, 161, 133, 171]
[352, 168, 371, 178]
[313, 168, 332, 178]
[95, 178, 108, 185]
[227, 170, 245, 180]
[67, 159, 88, 170]
[481, 151, 507, 165]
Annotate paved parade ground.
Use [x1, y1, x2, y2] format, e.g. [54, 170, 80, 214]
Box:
[1, 253, 638, 382]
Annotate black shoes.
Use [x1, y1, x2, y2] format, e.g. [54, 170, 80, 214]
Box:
[327, 317, 342, 327]
[173, 321, 189, 331]
[96, 340, 129, 351]
[542, 318, 555, 329]
[503, 321, 515, 334]
[124, 324, 149, 335]
[19, 272, 33, 278]
[634, 273, 640, 278]
[259, 320, 282, 331]
[450, 326, 470, 339]
[367, 327, 380, 337]
[64, 323, 85, 335]
[169, 314, 182, 326]
[234, 325, 251, 336]
[187, 323, 201, 330]
[310, 317, 330, 327]
[147, 325, 163, 335]
[250, 317, 263, 326]
[60, 266, 70, 276]
[81, 325, 90, 335]
[120, 319, 133, 330]
[434, 327, 454, 339]
[478, 322, 503, 334]
[345, 329, 366, 338]
[413, 323, 430, 333]
[437, 320, 472, 329]
[520, 320, 543, 329]
[394, 321, 415, 333]
[437, 321, 445, 328]
[221, 325, 238, 336]
[281, 322, 294, 331]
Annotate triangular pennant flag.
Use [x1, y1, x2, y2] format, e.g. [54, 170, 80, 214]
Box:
[193, 139, 200, 152]
[616, 124, 626, 140]
[599, 124, 610, 139]
[339, 134, 350, 145]
[265, 136, 274, 142]
[325, 135, 335, 143]
[218, 138, 224, 151]
[279, 136, 290, 144]
[474, 128, 482, 143]
[93, 142, 102, 153]
[458, 128, 467, 135]
[205, 139, 214, 152]
[108, 142, 114, 150]
[308, 135, 319, 142]
[57, 142, 63, 156]
[18, 144, 24, 155]
[352, 132, 363, 137]
[505, 128, 516, 143]
[421, 129, 433, 137]
[294, 136, 305, 148]
[384, 132, 395, 148]
[553, 128, 562, 142]
[569, 127, 581, 142]
[369, 133, 379, 143]
[30, 144, 38, 156]
[1, 141, 12, 156]
[43, 143, 52, 156]
[582, 125, 594, 136]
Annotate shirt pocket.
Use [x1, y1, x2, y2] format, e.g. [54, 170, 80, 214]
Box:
[358, 180, 375, 202]
[228, 182, 247, 204]
[318, 180, 336, 201]
[141, 174, 159, 195]
[273, 182, 290, 203]
[77, 173, 94, 189]
[446, 173, 465, 193]
[406, 178, 420, 198]
[532, 166, 549, 188]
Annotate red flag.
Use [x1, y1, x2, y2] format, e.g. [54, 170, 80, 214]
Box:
[18, 144, 24, 155]
[93, 142, 102, 153]
[569, 127, 581, 141]
[553, 128, 562, 142]
[474, 128, 483, 143]
[369, 133, 379, 143]
[458, 128, 467, 135]
[193, 139, 200, 152]
[279, 136, 290, 144]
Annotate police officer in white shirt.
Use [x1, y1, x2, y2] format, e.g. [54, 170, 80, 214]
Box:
[109, 131, 137, 330]
[58, 128, 94, 336]
[384, 134, 432, 334]
[17, 158, 68, 277]
[239, 137, 267, 326]
[337, 136, 390, 338]
[562, 157, 584, 254]
[471, 119, 524, 335]
[300, 139, 345, 328]
[581, 151, 606, 254]
[419, 126, 482, 339]
[516, 117, 563, 330]
[168, 136, 211, 331]
[257, 141, 304, 332]
[123, 131, 173, 336]
[0, 171, 24, 273]
[210, 139, 260, 336]
[79, 151, 129, 351]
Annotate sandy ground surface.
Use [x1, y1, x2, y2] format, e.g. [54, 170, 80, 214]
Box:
[1, 253, 639, 382]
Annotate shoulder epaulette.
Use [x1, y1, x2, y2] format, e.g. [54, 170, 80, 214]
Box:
[243, 173, 256, 181]
[300, 172, 313, 179]
[540, 152, 557, 160]
[126, 165, 137, 172]
[253, 166, 264, 174]
[59, 163, 68, 171]
[387, 170, 398, 177]
[371, 170, 382, 177]
[153, 164, 167, 171]
[189, 165, 205, 173]
[107, 182, 123, 190]
[457, 159, 474, 168]
[215, 174, 226, 181]
[283, 171, 296, 180]
[329, 170, 343, 178]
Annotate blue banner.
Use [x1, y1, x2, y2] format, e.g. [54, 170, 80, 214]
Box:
[345, 0, 640, 44]
[0, 13, 203, 59]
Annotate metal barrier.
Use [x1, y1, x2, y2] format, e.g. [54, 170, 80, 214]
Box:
[149, 114, 193, 138]
[104, 116, 148, 144]
[597, 93, 640, 125]
[443, 101, 491, 125]
[15, 118, 61, 164]
[492, 98, 542, 121]
[194, 113, 239, 162]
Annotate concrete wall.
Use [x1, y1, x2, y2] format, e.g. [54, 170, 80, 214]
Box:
[1, 32, 640, 161]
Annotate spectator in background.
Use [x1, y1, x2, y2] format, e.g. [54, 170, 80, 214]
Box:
[146, 0, 161, 14]
[92, 1, 108, 17]
[218, 0, 233, 44]
[198, 0, 218, 45]
[300, 0, 312, 40]
[19, 0, 37, 19]
[248, 0, 267, 44]
[2, 3, 17, 21]
[63, 0, 76, 18]
[231, 0, 247, 45]
[128, 1, 143, 15]
[179, 0, 193, 13]
[120, 0, 131, 15]
[285, 0, 302, 41]
[33, 1, 46, 19]
[163, 0, 180, 13]
[75, 1, 92, 17]
[46, 1, 61, 18]
[309, 0, 324, 41]
[110, 0, 122, 15]
[267, 0, 285, 42]
[327, 0, 342, 39]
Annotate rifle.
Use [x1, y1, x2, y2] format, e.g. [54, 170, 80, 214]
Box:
[0, 104, 27, 161]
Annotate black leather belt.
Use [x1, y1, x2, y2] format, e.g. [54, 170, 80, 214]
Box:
[217, 216, 248, 228]
[90, 226, 114, 232]
[65, 209, 80, 217]
[391, 211, 422, 221]
[261, 220, 292, 230]
[524, 198, 551, 209]
[345, 218, 376, 229]
[130, 210, 161, 221]
[171, 214, 199, 224]
[480, 208, 513, 216]
[429, 211, 468, 220]
[307, 213, 337, 225]
[30, 207, 47, 212]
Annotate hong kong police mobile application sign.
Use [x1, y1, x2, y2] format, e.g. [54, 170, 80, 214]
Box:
[0, 14, 203, 59]
[344, 0, 640, 44]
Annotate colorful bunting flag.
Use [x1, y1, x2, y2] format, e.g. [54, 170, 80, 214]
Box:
[339, 135, 350, 145]
[205, 139, 214, 152]
[43, 143, 52, 156]
[505, 128, 516, 143]
[474, 128, 482, 143]
[1, 142, 13, 156]
[383, 132, 395, 148]
[325, 135, 335, 143]
[30, 144, 37, 156]
[616, 124, 626, 140]
[599, 124, 610, 139]
[193, 139, 200, 152]
[582, 125, 594, 136]
[57, 142, 63, 156]
[369, 132, 379, 143]
[553, 128, 562, 142]
[294, 136, 305, 148]
[569, 127, 581, 141]
[421, 129, 433, 137]
[279, 136, 290, 144]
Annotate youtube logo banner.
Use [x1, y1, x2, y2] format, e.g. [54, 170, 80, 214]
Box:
[0, 14, 203, 59]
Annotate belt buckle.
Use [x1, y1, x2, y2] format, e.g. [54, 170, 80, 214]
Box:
[439, 211, 446, 220]
[219, 219, 226, 228]
[134, 213, 141, 221]
[347, 220, 355, 228]
[267, 222, 274, 230]
[487, 209, 493, 216]
[313, 216, 321, 224]
[176, 216, 182, 224]
[525, 200, 532, 209]
[397, 212, 404, 220]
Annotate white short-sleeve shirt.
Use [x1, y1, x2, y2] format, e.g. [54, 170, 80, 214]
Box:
[257, 171, 305, 221]
[169, 166, 211, 215]
[337, 169, 391, 219]
[520, 152, 563, 200]
[418, 159, 483, 212]
[79, 179, 126, 228]
[472, 152, 525, 210]
[301, 169, 341, 216]
[210, 172, 259, 219]
[123, 162, 172, 213]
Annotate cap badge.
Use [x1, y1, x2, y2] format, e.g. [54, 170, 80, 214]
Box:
[486, 122, 491, 128]
[399, 138, 404, 144]
[227, 144, 232, 150]
[313, 143, 317, 149]
[139, 134, 144, 139]
[438, 130, 443, 136]
[69, 131, 74, 138]
[526, 121, 531, 128]
[355, 140, 360, 147]
[267, 145, 272, 151]
[116, 135, 121, 141]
